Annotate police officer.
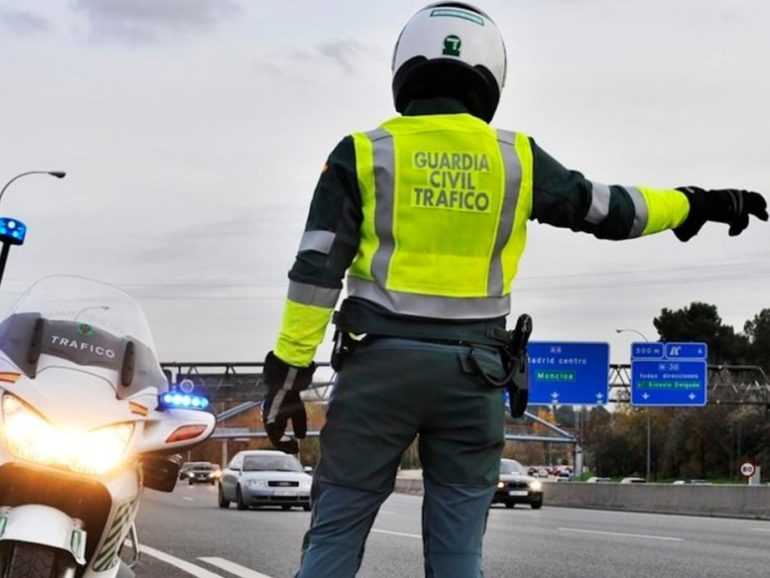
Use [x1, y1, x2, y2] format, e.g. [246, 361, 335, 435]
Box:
[261, 3, 767, 577]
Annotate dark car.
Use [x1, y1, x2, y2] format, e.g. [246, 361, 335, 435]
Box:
[183, 462, 220, 485]
[492, 459, 543, 509]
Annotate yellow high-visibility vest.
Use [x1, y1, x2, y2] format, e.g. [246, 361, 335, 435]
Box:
[348, 113, 533, 319]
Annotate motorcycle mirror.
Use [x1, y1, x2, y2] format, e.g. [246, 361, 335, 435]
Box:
[26, 317, 45, 379]
[121, 340, 135, 387]
[143, 454, 183, 493]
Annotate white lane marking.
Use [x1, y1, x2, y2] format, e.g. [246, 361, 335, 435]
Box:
[140, 545, 225, 577]
[752, 527, 770, 533]
[199, 557, 274, 578]
[558, 527, 683, 542]
[183, 497, 194, 502]
[371, 528, 422, 540]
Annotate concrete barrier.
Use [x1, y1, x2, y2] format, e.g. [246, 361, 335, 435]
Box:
[543, 482, 770, 520]
[394, 478, 424, 496]
[394, 478, 770, 520]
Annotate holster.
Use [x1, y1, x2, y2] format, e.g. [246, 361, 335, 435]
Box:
[330, 328, 357, 372]
[467, 314, 532, 418]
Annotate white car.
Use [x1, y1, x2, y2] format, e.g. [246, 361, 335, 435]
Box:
[218, 450, 313, 511]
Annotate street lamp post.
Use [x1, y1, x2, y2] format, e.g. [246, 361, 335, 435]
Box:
[0, 170, 67, 286]
[615, 328, 650, 343]
[0, 171, 66, 205]
[616, 328, 654, 482]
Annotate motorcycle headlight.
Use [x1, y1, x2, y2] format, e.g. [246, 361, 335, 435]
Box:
[529, 480, 543, 492]
[2, 395, 133, 476]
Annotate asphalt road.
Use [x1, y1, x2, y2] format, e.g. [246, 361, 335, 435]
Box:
[130, 483, 770, 578]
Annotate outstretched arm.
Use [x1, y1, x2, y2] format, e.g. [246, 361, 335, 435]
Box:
[529, 139, 766, 240]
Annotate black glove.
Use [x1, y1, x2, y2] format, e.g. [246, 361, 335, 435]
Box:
[674, 187, 768, 242]
[261, 351, 316, 454]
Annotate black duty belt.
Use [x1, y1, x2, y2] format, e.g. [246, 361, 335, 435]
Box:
[330, 299, 532, 418]
[333, 300, 509, 349]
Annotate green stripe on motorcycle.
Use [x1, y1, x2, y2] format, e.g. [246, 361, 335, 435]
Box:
[95, 529, 125, 566]
[96, 503, 131, 554]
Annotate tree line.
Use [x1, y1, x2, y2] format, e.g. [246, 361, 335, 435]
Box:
[582, 303, 770, 481]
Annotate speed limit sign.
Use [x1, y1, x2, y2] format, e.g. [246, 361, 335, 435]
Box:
[740, 462, 756, 478]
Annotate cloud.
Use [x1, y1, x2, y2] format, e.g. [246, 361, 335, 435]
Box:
[316, 40, 366, 73]
[0, 9, 50, 34]
[73, 0, 240, 42]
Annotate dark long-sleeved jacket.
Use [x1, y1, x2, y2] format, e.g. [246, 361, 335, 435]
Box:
[274, 98, 689, 366]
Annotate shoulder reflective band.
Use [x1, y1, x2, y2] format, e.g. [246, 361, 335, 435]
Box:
[586, 181, 611, 225]
[298, 230, 336, 254]
[624, 186, 649, 238]
[287, 280, 341, 309]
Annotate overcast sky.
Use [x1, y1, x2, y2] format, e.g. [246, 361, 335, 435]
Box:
[0, 0, 768, 363]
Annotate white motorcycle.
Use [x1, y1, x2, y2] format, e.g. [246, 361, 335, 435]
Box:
[0, 276, 215, 578]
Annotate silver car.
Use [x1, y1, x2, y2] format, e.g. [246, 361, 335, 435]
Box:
[218, 450, 313, 511]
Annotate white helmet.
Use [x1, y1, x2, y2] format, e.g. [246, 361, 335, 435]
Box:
[392, 2, 507, 122]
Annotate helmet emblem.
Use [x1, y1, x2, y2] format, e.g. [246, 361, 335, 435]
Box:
[442, 35, 462, 57]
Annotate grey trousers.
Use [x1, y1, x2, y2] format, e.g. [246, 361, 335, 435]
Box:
[295, 338, 505, 578]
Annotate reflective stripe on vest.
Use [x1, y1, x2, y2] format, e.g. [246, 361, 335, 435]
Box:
[348, 114, 533, 320]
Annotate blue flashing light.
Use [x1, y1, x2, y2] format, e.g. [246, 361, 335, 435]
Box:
[0, 217, 27, 246]
[158, 391, 210, 412]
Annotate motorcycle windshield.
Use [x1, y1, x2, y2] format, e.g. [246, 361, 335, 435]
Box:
[0, 275, 167, 395]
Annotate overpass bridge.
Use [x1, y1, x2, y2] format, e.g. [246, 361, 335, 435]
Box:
[161, 360, 770, 467]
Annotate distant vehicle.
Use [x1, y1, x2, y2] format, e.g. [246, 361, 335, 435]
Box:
[620, 477, 647, 484]
[181, 461, 220, 485]
[179, 463, 192, 480]
[556, 470, 573, 481]
[492, 459, 543, 509]
[673, 479, 712, 485]
[218, 450, 312, 511]
[586, 477, 611, 483]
